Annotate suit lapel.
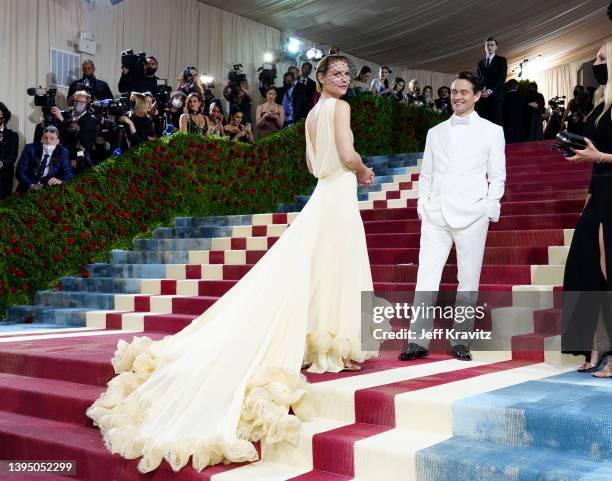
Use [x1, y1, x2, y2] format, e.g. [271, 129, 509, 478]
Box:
[437, 120, 453, 172]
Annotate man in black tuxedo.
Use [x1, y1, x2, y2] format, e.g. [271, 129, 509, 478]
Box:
[298, 62, 317, 112]
[276, 72, 310, 126]
[476, 37, 507, 126]
[0, 103, 19, 199]
[67, 60, 113, 104]
[16, 126, 73, 193]
[502, 79, 525, 143]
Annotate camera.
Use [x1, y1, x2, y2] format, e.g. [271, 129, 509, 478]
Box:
[548, 95, 566, 110]
[27, 86, 59, 126]
[121, 49, 147, 76]
[228, 63, 247, 90]
[152, 80, 172, 110]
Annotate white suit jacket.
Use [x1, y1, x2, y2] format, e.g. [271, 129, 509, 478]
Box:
[417, 111, 506, 230]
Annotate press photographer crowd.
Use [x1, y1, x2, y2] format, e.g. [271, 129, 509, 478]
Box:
[0, 39, 602, 200]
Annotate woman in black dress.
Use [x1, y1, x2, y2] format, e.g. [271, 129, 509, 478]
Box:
[562, 38, 612, 378]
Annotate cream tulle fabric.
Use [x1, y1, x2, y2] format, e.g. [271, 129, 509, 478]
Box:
[86, 97, 376, 473]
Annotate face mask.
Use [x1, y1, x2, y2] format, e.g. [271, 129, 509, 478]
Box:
[145, 67, 157, 76]
[74, 102, 86, 114]
[593, 63, 608, 86]
[284, 81, 292, 88]
[171, 98, 183, 109]
[42, 144, 56, 155]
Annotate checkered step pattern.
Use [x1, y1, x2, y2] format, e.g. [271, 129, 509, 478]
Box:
[2, 142, 610, 481]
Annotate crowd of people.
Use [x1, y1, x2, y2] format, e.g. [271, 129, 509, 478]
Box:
[0, 38, 605, 199]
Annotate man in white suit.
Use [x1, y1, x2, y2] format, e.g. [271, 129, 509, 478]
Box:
[399, 71, 506, 362]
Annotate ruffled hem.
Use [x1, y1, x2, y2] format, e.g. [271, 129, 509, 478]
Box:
[303, 330, 377, 373]
[86, 336, 312, 474]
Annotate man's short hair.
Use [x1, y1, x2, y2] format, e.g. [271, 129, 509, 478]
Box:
[43, 126, 60, 137]
[82, 59, 95, 68]
[73, 90, 91, 102]
[437, 86, 450, 96]
[284, 71, 295, 81]
[455, 71, 484, 94]
[302, 61, 312, 69]
[506, 79, 519, 90]
[485, 37, 498, 45]
[147, 56, 158, 63]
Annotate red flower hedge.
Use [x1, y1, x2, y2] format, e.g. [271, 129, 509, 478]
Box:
[0, 96, 444, 318]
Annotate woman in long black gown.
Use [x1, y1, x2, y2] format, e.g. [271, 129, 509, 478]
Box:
[562, 38, 612, 378]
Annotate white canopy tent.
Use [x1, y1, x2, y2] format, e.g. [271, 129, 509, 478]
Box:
[0, 0, 609, 145]
[202, 0, 611, 99]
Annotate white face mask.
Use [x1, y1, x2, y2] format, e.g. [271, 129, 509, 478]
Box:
[172, 98, 183, 109]
[42, 144, 57, 155]
[74, 102, 86, 114]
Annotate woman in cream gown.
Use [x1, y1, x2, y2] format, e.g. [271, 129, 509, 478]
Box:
[86, 55, 377, 474]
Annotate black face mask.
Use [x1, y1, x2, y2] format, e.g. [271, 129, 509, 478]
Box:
[284, 81, 292, 88]
[145, 67, 157, 77]
[593, 63, 608, 86]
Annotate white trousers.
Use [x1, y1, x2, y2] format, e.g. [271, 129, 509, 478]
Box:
[416, 214, 490, 291]
[410, 214, 490, 348]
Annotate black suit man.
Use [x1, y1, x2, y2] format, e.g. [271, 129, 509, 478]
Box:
[0, 103, 19, 199]
[503, 79, 526, 143]
[16, 126, 73, 193]
[476, 37, 507, 126]
[276, 72, 310, 126]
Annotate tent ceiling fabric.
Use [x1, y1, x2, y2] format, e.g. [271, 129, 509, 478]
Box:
[201, 0, 610, 74]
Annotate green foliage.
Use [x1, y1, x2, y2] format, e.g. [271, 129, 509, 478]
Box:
[0, 95, 444, 318]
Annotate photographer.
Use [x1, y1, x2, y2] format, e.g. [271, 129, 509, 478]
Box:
[67, 60, 113, 104]
[16, 126, 73, 193]
[50, 90, 97, 156]
[223, 65, 252, 124]
[64, 120, 93, 173]
[404, 79, 424, 105]
[224, 108, 254, 143]
[562, 85, 592, 136]
[176, 66, 205, 97]
[434, 86, 452, 115]
[119, 92, 156, 151]
[0, 103, 19, 199]
[118, 53, 162, 96]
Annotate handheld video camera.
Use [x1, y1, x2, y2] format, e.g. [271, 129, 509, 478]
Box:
[27, 86, 58, 126]
[121, 49, 147, 76]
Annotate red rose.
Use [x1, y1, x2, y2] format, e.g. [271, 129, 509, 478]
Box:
[82, 271, 89, 278]
[4, 248, 10, 256]
[53, 253, 62, 261]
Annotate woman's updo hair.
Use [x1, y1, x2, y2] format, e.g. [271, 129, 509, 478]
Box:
[315, 54, 351, 93]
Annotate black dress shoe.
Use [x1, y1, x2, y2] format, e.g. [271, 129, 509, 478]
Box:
[399, 343, 429, 361]
[452, 344, 472, 361]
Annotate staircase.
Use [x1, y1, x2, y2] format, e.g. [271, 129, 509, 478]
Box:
[1, 141, 611, 481]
